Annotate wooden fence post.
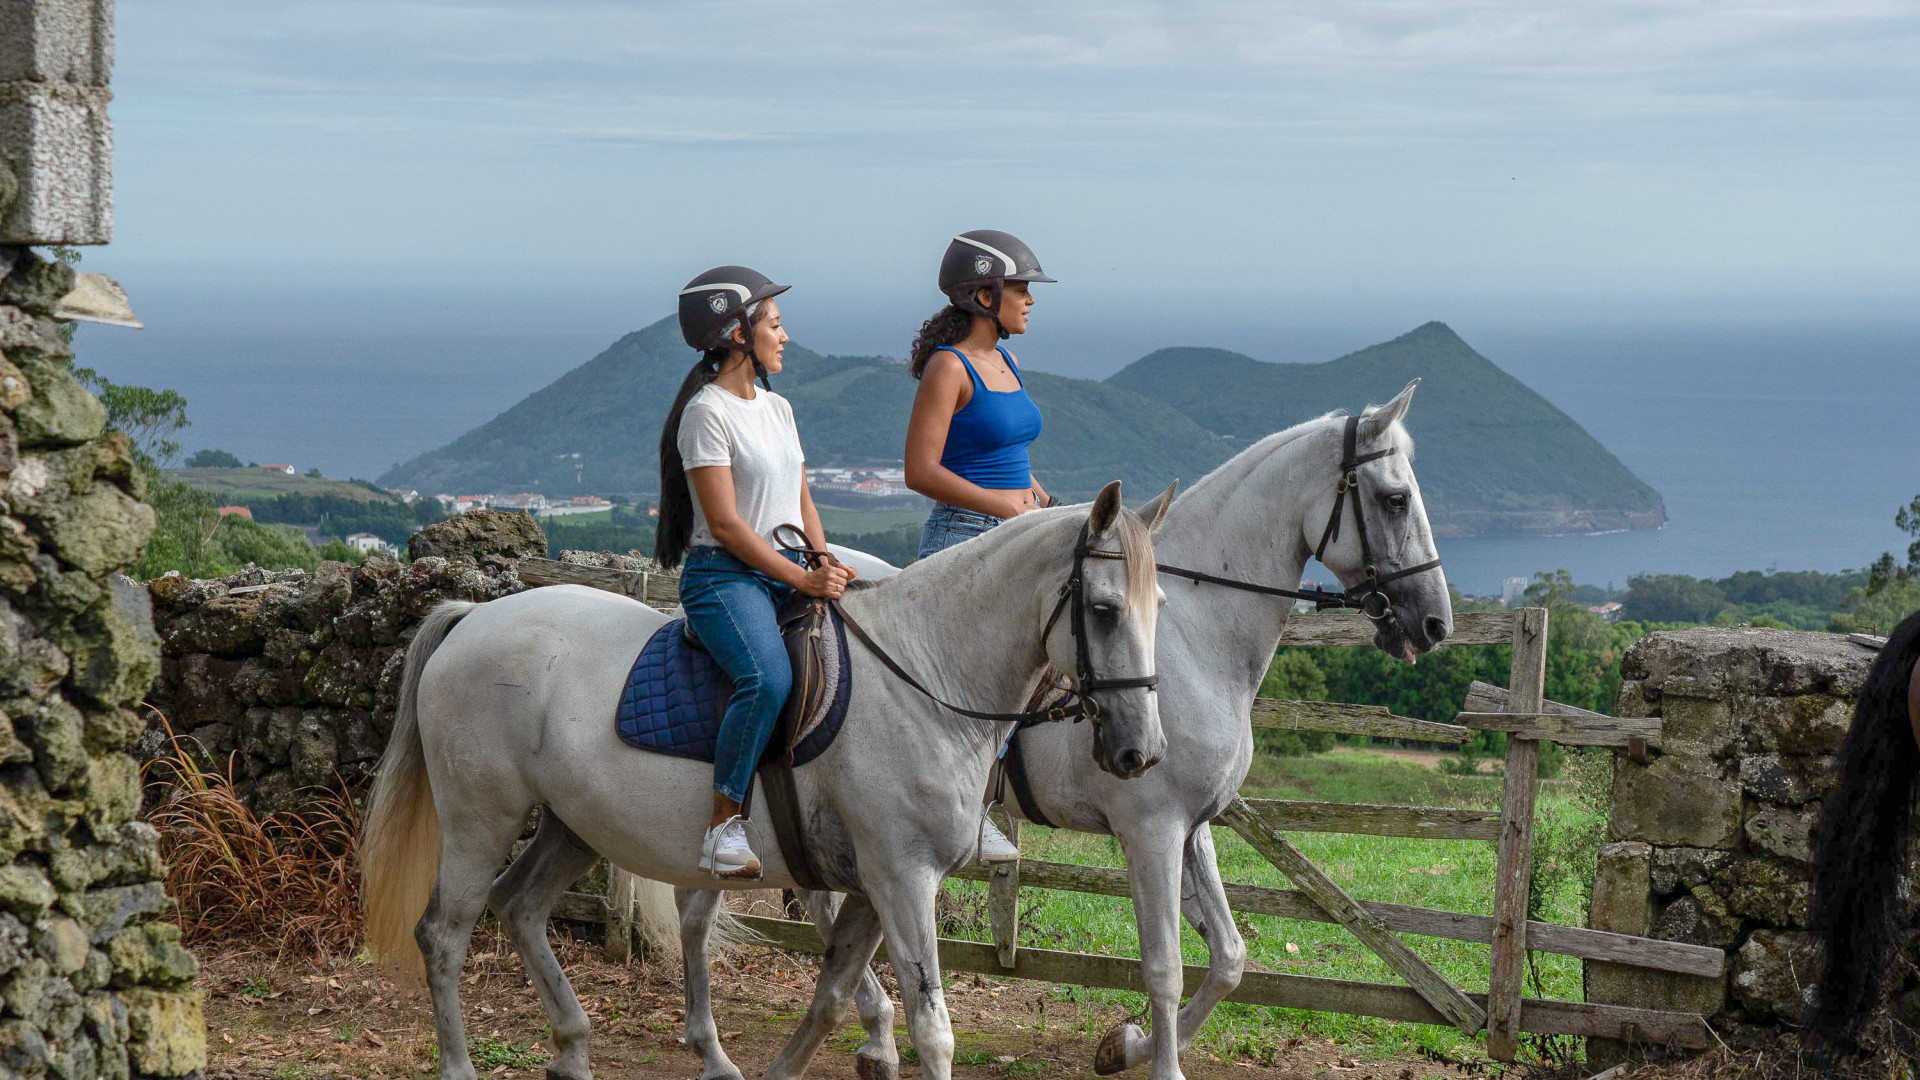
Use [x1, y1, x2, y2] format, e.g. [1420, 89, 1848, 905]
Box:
[605, 866, 638, 963]
[989, 819, 1021, 968]
[1488, 606, 1550, 1060]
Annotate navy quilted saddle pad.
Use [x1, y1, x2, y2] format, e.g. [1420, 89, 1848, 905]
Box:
[615, 613, 850, 768]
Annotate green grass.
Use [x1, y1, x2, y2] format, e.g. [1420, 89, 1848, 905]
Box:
[541, 509, 614, 527]
[467, 1037, 548, 1070]
[814, 506, 932, 533]
[942, 746, 1608, 1065]
[165, 468, 395, 504]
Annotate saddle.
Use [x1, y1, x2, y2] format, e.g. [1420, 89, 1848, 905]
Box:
[613, 569, 848, 889]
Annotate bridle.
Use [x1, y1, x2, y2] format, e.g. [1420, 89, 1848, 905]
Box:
[791, 521, 1158, 727]
[1155, 414, 1442, 622]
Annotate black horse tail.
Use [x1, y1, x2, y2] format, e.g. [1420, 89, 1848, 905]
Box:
[1807, 606, 1920, 1047]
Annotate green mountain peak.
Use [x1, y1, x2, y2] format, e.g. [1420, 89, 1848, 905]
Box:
[381, 318, 1663, 538]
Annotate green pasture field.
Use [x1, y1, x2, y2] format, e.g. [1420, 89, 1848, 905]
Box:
[541, 510, 614, 527]
[166, 468, 396, 504]
[813, 506, 931, 534]
[939, 746, 1611, 1066]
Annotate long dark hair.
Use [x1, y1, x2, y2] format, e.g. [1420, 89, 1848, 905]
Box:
[654, 348, 729, 570]
[1807, 606, 1920, 1048]
[910, 303, 974, 378]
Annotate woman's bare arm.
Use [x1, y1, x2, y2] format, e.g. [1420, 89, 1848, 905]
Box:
[904, 351, 1029, 518]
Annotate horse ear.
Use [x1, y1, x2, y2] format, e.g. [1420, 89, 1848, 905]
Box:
[1134, 480, 1179, 533]
[1089, 480, 1123, 535]
[1361, 378, 1420, 438]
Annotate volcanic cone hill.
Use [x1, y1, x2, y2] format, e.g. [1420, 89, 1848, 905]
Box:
[380, 318, 1663, 539]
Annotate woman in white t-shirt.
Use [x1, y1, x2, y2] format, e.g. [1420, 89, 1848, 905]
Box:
[655, 266, 856, 878]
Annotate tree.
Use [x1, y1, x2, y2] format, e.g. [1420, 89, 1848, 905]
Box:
[1624, 573, 1728, 624]
[73, 367, 189, 468]
[184, 448, 243, 469]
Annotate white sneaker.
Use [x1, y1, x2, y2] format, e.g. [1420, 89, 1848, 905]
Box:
[699, 816, 761, 878]
[978, 814, 1021, 863]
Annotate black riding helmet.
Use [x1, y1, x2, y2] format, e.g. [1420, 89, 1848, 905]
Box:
[938, 230, 1054, 339]
[677, 265, 790, 388]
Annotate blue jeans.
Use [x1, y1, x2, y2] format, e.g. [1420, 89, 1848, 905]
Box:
[917, 504, 1005, 560]
[679, 546, 803, 804]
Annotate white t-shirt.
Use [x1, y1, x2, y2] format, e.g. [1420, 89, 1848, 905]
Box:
[678, 383, 806, 550]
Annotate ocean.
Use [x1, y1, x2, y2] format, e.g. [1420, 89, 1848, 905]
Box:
[75, 277, 1918, 596]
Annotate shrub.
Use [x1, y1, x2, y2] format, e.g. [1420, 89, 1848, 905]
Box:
[144, 711, 361, 958]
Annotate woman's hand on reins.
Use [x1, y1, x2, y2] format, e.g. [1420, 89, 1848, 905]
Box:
[799, 562, 854, 599]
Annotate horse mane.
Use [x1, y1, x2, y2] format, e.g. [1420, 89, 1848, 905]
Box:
[1808, 606, 1920, 1047]
[859, 501, 1160, 614]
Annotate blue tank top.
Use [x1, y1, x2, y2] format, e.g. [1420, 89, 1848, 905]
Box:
[937, 345, 1044, 490]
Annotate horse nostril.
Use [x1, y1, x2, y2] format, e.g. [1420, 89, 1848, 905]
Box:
[1423, 615, 1451, 646]
[1117, 749, 1145, 775]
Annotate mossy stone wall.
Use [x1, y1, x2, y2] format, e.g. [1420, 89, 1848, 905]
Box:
[0, 246, 201, 1079]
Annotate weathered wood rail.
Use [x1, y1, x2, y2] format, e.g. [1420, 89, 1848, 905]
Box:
[524, 558, 1720, 1057]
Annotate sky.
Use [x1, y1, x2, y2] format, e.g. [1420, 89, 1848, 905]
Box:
[104, 0, 1920, 339]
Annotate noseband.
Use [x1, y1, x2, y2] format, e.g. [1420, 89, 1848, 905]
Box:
[819, 520, 1157, 727]
[1156, 414, 1442, 620]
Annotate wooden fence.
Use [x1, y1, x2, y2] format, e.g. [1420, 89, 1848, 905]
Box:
[522, 558, 1720, 1060]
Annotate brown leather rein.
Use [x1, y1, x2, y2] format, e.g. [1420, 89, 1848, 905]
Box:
[1155, 414, 1442, 621]
[773, 522, 1157, 728]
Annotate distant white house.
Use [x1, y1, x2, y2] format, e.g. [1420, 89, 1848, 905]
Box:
[388, 488, 421, 504]
[490, 493, 547, 513]
[539, 496, 613, 518]
[806, 464, 913, 497]
[1501, 577, 1529, 608]
[345, 532, 399, 557]
[258, 463, 295, 475]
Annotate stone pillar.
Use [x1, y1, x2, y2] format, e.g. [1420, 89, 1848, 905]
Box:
[1585, 627, 1874, 1068]
[0, 3, 203, 1074]
[0, 0, 114, 245]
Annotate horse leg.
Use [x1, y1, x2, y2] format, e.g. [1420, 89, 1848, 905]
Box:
[487, 811, 602, 1080]
[1098, 824, 1242, 1075]
[800, 889, 899, 1080]
[676, 888, 747, 1080]
[844, 873, 956, 1080]
[418, 814, 525, 1080]
[765, 893, 886, 1080]
[1094, 824, 1187, 1080]
[1172, 826, 1244, 1052]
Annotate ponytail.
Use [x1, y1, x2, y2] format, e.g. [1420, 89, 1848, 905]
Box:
[909, 304, 974, 379]
[654, 350, 726, 570]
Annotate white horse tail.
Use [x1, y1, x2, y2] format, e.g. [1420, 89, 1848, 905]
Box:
[361, 599, 476, 976]
[623, 876, 753, 961]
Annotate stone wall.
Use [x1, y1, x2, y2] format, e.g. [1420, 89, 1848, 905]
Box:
[1586, 626, 1877, 1064]
[0, 0, 115, 245]
[141, 512, 544, 815]
[0, 244, 204, 1077]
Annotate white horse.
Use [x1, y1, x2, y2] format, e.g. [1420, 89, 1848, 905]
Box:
[672, 381, 1452, 1080]
[359, 481, 1171, 1080]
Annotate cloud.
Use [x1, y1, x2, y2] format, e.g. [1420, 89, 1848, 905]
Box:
[103, 0, 1920, 299]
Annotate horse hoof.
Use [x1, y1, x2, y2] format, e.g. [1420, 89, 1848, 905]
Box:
[856, 1053, 900, 1080]
[1094, 1023, 1141, 1075]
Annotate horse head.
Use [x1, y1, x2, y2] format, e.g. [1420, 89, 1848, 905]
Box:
[1044, 480, 1171, 778]
[1310, 380, 1453, 662]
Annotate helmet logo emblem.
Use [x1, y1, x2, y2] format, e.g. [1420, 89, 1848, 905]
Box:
[974, 255, 994, 276]
[708, 293, 728, 314]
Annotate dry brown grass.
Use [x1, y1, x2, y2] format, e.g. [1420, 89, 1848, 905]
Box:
[144, 708, 363, 959]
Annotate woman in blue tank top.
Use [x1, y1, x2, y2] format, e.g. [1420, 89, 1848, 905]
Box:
[905, 230, 1056, 562]
[903, 229, 1057, 863]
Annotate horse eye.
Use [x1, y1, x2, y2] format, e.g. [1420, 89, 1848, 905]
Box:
[1386, 493, 1408, 511]
[1090, 601, 1120, 621]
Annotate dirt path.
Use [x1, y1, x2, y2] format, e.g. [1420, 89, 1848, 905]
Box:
[197, 933, 1481, 1080]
